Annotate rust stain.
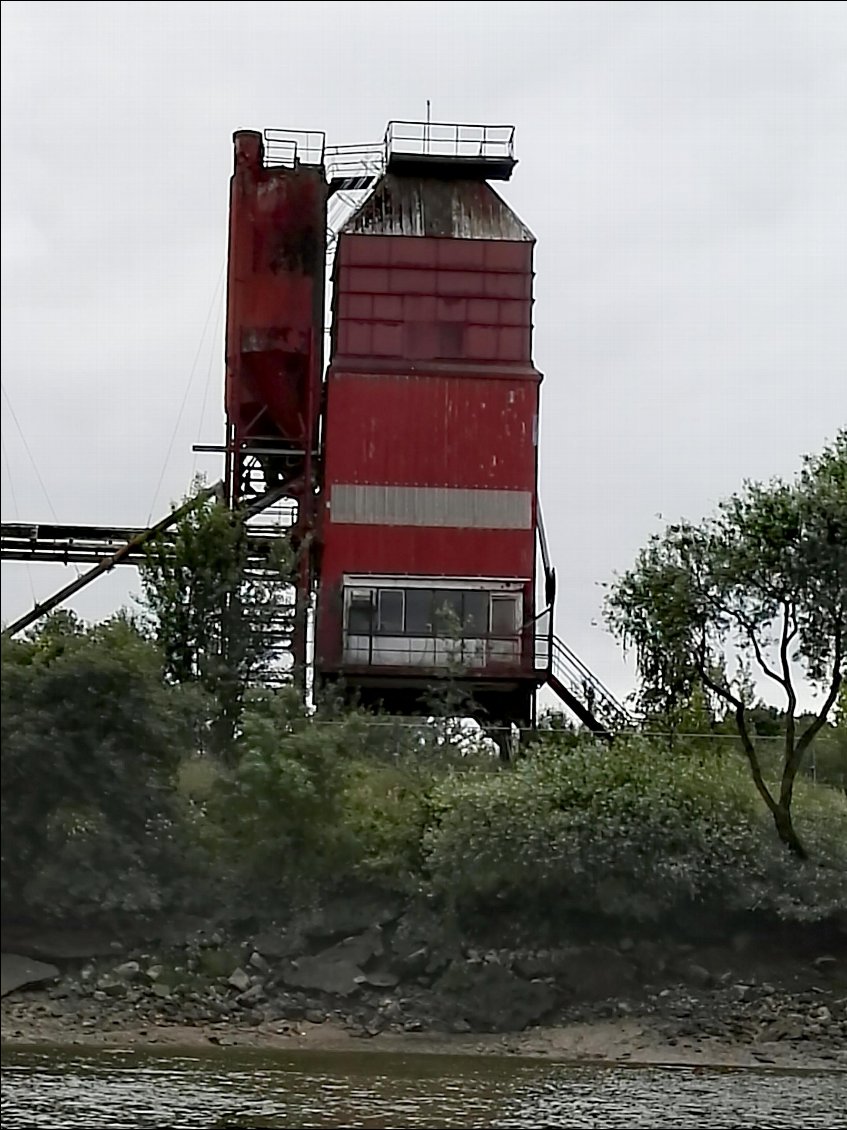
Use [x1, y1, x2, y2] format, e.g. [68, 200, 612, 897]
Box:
[345, 175, 534, 242]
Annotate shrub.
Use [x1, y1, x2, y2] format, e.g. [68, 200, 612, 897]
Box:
[207, 692, 492, 900]
[207, 689, 354, 896]
[423, 735, 847, 923]
[1, 613, 197, 920]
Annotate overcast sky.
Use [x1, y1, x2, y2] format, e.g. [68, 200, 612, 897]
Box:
[2, 0, 845, 705]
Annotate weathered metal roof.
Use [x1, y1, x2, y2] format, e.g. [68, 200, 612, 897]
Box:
[342, 175, 534, 242]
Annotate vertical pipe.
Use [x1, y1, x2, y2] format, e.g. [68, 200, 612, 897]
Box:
[293, 326, 318, 691]
[224, 421, 236, 508]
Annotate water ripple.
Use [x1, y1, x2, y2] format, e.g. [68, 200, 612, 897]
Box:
[2, 1047, 845, 1129]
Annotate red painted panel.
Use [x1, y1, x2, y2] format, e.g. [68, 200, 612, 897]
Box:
[346, 322, 372, 355]
[348, 266, 390, 293]
[322, 526, 533, 581]
[405, 295, 438, 321]
[436, 240, 487, 269]
[323, 373, 538, 491]
[467, 297, 498, 323]
[482, 272, 531, 299]
[374, 295, 403, 320]
[499, 300, 529, 327]
[484, 241, 528, 270]
[345, 236, 392, 265]
[332, 235, 535, 370]
[391, 238, 437, 267]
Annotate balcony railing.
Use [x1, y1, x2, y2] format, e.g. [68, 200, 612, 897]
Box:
[385, 121, 515, 164]
[325, 142, 385, 181]
[262, 129, 326, 169]
[341, 631, 527, 672]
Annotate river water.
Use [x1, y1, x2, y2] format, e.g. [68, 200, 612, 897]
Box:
[2, 1046, 845, 1129]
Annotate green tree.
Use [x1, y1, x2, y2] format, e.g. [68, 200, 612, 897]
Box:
[139, 480, 295, 759]
[1, 612, 192, 916]
[606, 432, 846, 857]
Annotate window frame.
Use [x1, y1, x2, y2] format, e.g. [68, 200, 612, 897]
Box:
[346, 588, 375, 634]
[344, 583, 522, 639]
[490, 592, 519, 636]
[377, 588, 405, 634]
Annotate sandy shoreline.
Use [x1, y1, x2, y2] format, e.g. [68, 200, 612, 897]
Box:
[3, 910, 845, 1079]
[4, 1012, 845, 1074]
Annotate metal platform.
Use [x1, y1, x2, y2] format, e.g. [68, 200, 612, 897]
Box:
[384, 121, 516, 181]
[323, 120, 517, 193]
[0, 521, 289, 567]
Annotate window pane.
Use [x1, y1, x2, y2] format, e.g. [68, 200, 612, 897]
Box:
[405, 589, 433, 634]
[378, 589, 404, 633]
[490, 595, 518, 635]
[347, 592, 374, 633]
[433, 589, 463, 634]
[463, 591, 489, 634]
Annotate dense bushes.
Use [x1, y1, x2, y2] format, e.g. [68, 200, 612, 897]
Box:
[424, 739, 847, 923]
[1, 613, 199, 919]
[2, 614, 845, 928]
[206, 689, 489, 904]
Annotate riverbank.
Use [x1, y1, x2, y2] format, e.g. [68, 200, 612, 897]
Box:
[3, 901, 845, 1074]
[3, 1006, 847, 1074]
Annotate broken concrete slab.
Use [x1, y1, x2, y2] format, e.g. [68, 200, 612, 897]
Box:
[227, 967, 251, 993]
[2, 953, 60, 998]
[282, 953, 364, 997]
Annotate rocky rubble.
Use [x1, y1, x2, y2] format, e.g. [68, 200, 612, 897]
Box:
[2, 902, 846, 1059]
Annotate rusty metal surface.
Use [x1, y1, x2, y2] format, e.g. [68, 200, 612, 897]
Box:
[225, 131, 327, 506]
[343, 175, 533, 241]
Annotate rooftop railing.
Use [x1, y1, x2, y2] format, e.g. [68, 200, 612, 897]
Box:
[260, 121, 516, 177]
[262, 129, 327, 168]
[384, 120, 515, 164]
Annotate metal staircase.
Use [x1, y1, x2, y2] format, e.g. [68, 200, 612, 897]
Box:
[533, 508, 634, 741]
[540, 632, 634, 740]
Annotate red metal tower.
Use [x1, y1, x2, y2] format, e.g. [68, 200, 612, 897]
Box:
[315, 124, 543, 730]
[223, 129, 327, 678]
[1, 119, 633, 740]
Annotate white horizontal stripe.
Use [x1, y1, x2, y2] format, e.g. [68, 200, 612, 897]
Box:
[331, 485, 532, 530]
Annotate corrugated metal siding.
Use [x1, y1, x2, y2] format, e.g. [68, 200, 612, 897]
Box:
[321, 528, 534, 588]
[323, 373, 538, 491]
[331, 485, 532, 529]
[343, 175, 534, 242]
[332, 226, 536, 368]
